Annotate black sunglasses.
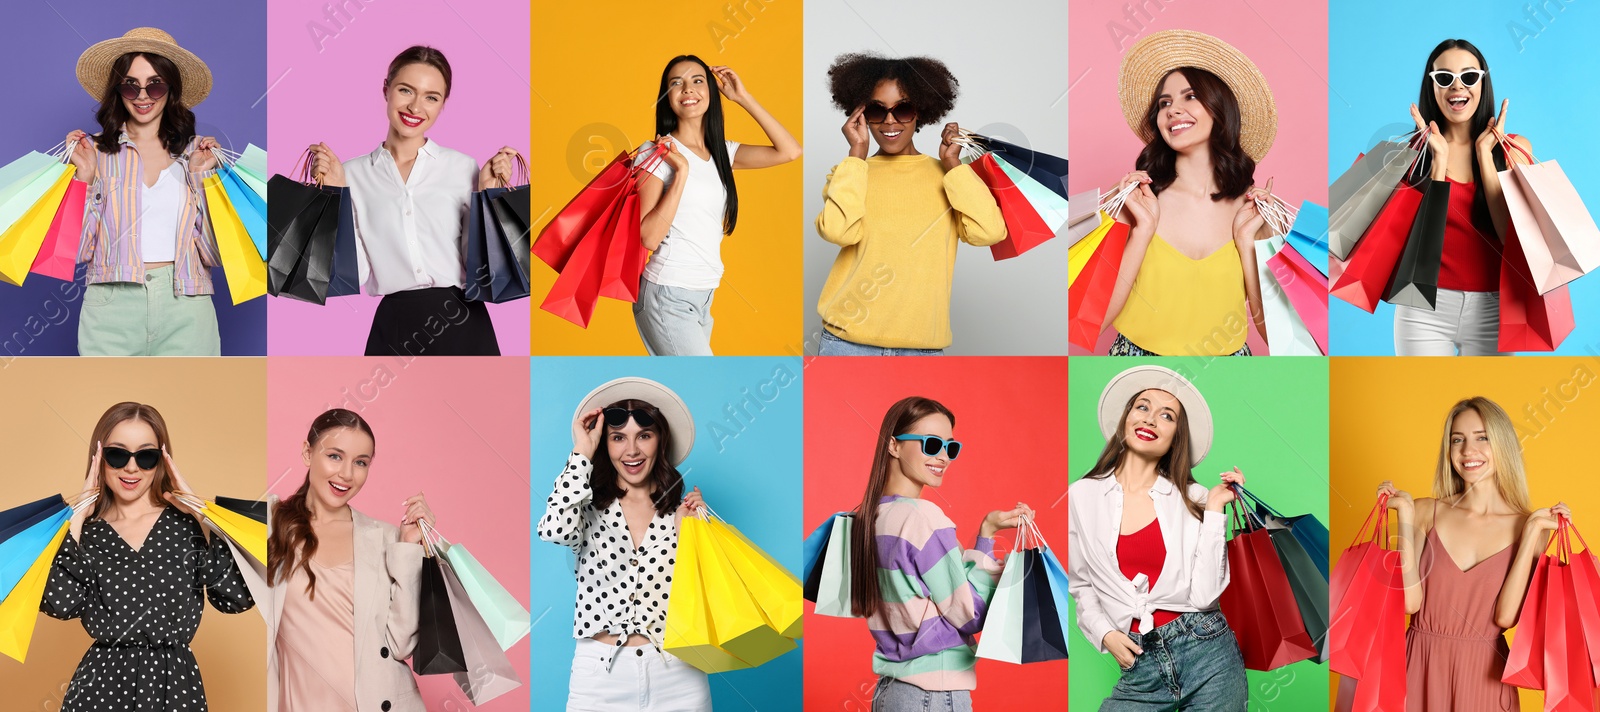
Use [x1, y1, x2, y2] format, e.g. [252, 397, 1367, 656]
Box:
[603, 407, 656, 428]
[117, 80, 169, 102]
[1428, 69, 1486, 89]
[103, 446, 161, 470]
[863, 102, 916, 125]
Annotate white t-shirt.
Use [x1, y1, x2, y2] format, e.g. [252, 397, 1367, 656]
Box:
[138, 163, 185, 263]
[344, 139, 477, 295]
[633, 137, 740, 291]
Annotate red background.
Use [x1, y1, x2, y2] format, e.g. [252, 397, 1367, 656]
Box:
[801, 357, 1070, 710]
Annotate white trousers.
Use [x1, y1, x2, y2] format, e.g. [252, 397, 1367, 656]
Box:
[1393, 289, 1506, 356]
[566, 638, 712, 712]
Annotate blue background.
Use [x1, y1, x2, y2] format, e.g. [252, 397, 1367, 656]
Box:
[530, 357, 804, 711]
[0, 0, 267, 356]
[1330, 0, 1600, 355]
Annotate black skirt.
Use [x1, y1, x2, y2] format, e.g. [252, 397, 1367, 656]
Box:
[365, 287, 501, 356]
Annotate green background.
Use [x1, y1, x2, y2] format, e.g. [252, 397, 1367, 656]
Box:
[1068, 357, 1331, 710]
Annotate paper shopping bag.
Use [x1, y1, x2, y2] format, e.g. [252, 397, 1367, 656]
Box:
[443, 543, 531, 650]
[204, 174, 267, 304]
[437, 556, 522, 704]
[707, 517, 802, 639]
[0, 521, 68, 662]
[413, 553, 468, 675]
[0, 165, 75, 286]
[975, 548, 1027, 663]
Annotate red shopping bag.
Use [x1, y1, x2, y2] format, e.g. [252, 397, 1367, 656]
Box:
[1568, 523, 1600, 683]
[1500, 222, 1575, 352]
[597, 192, 645, 302]
[533, 149, 641, 272]
[1328, 495, 1395, 677]
[1067, 220, 1129, 351]
[539, 188, 626, 327]
[28, 177, 86, 282]
[1504, 530, 1557, 689]
[1330, 185, 1423, 313]
[1334, 577, 1406, 712]
[1544, 523, 1595, 711]
[1267, 244, 1329, 354]
[968, 153, 1051, 260]
[1218, 500, 1318, 670]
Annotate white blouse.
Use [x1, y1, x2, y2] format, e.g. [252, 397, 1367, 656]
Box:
[343, 139, 478, 295]
[138, 163, 185, 263]
[537, 453, 678, 659]
[1066, 472, 1229, 653]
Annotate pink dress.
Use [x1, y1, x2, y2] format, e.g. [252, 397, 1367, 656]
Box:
[1405, 526, 1520, 711]
[278, 558, 359, 711]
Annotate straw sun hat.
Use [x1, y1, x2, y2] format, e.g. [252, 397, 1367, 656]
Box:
[76, 28, 212, 108]
[1097, 365, 1214, 466]
[1118, 29, 1277, 161]
[574, 377, 695, 467]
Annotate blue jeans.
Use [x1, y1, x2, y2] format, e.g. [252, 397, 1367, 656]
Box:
[1099, 611, 1248, 712]
[871, 678, 971, 712]
[633, 278, 715, 356]
[818, 330, 943, 356]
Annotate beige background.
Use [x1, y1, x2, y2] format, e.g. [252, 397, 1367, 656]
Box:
[0, 358, 266, 711]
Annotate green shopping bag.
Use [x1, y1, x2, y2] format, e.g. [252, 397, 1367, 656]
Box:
[975, 547, 1027, 663]
[814, 513, 855, 618]
[0, 158, 68, 238]
[443, 542, 530, 650]
[993, 154, 1070, 233]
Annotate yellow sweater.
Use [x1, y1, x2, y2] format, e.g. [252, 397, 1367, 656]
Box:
[815, 155, 1007, 349]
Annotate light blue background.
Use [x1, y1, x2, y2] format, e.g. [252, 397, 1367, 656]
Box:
[1330, 0, 1600, 355]
[529, 357, 803, 711]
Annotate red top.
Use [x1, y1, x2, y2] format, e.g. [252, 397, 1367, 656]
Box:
[1117, 519, 1180, 630]
[1433, 178, 1502, 292]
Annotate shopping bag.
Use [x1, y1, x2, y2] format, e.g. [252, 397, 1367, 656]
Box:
[482, 189, 530, 303]
[993, 154, 1069, 248]
[1269, 243, 1329, 354]
[967, 153, 1048, 261]
[0, 152, 61, 219]
[234, 144, 268, 189]
[665, 515, 796, 672]
[0, 157, 69, 244]
[1499, 136, 1600, 294]
[1328, 495, 1397, 677]
[1286, 201, 1330, 277]
[1329, 138, 1423, 259]
[0, 495, 69, 544]
[1067, 190, 1102, 246]
[1383, 179, 1450, 309]
[1068, 212, 1114, 287]
[1238, 486, 1329, 579]
[1256, 237, 1321, 356]
[266, 152, 346, 304]
[175, 495, 266, 566]
[1567, 522, 1600, 682]
[0, 503, 72, 601]
[539, 187, 626, 327]
[204, 174, 267, 304]
[438, 542, 531, 651]
[598, 192, 647, 302]
[1219, 499, 1318, 670]
[1039, 542, 1074, 656]
[324, 188, 360, 298]
[436, 555, 522, 704]
[1505, 523, 1560, 689]
[975, 547, 1026, 663]
[1543, 524, 1593, 711]
[706, 516, 802, 639]
[414, 548, 468, 675]
[0, 165, 75, 286]
[0, 521, 68, 663]
[266, 171, 329, 293]
[1330, 184, 1424, 313]
[1500, 222, 1575, 352]
[979, 136, 1068, 200]
[209, 519, 270, 625]
[213, 496, 267, 524]
[464, 187, 500, 303]
[534, 149, 644, 271]
[1021, 548, 1069, 663]
[490, 188, 532, 297]
[220, 163, 267, 260]
[665, 515, 744, 672]
[812, 514, 856, 618]
[272, 183, 341, 305]
[1068, 218, 1130, 351]
[1267, 525, 1329, 662]
[802, 512, 845, 603]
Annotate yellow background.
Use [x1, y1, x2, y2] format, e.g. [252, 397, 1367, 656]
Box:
[1330, 357, 1600, 710]
[0, 358, 266, 710]
[530, 0, 805, 355]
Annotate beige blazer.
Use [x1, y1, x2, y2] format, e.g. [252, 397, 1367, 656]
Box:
[266, 499, 426, 712]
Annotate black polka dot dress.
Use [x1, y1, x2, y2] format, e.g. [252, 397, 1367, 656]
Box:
[41, 506, 256, 712]
[537, 453, 678, 647]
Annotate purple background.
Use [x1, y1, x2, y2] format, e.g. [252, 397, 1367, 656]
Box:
[0, 0, 267, 356]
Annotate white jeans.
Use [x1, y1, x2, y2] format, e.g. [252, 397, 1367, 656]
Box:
[1393, 289, 1506, 356]
[566, 638, 711, 712]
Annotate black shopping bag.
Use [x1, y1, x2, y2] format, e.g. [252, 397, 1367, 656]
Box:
[1020, 548, 1068, 663]
[266, 175, 331, 296]
[413, 553, 468, 675]
[213, 497, 268, 525]
[326, 187, 360, 298]
[1385, 179, 1451, 309]
[984, 136, 1069, 200]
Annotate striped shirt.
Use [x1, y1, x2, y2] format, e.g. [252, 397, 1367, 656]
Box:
[869, 495, 1001, 691]
[76, 130, 220, 295]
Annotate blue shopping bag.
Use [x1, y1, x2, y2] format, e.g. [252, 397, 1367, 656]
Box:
[802, 512, 845, 603]
[1240, 485, 1329, 579]
[0, 506, 71, 601]
[1039, 544, 1072, 643]
[984, 136, 1069, 201]
[326, 187, 360, 298]
[1286, 201, 1329, 278]
[221, 165, 267, 260]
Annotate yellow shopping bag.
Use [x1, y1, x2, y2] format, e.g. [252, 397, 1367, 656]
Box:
[0, 166, 74, 286]
[204, 501, 267, 566]
[1067, 212, 1114, 287]
[0, 520, 68, 663]
[204, 175, 266, 304]
[706, 517, 802, 639]
[664, 516, 746, 673]
[665, 516, 796, 672]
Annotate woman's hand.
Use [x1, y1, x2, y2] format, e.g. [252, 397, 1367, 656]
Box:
[1409, 103, 1448, 178]
[676, 487, 705, 520]
[1233, 179, 1272, 244]
[1525, 502, 1571, 538]
[309, 142, 345, 187]
[188, 136, 219, 173]
[1205, 468, 1246, 513]
[572, 407, 604, 459]
[1103, 630, 1144, 669]
[70, 442, 103, 540]
[842, 106, 870, 160]
[980, 502, 1035, 539]
[1475, 98, 1509, 165]
[1117, 171, 1158, 233]
[65, 131, 97, 183]
[656, 134, 688, 175]
[159, 445, 206, 523]
[399, 492, 435, 545]
[938, 122, 963, 171]
[1377, 480, 1414, 517]
[478, 146, 519, 189]
[710, 65, 751, 106]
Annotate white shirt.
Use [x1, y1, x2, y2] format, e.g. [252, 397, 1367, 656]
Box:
[344, 139, 478, 295]
[1067, 472, 1229, 653]
[138, 163, 185, 263]
[633, 138, 741, 291]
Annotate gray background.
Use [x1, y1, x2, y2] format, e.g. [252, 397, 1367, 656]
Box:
[802, 0, 1069, 355]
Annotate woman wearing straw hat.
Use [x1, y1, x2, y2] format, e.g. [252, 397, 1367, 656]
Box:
[44, 402, 254, 712]
[65, 28, 227, 356]
[1097, 30, 1281, 357]
[537, 377, 711, 711]
[308, 45, 518, 356]
[1067, 366, 1248, 709]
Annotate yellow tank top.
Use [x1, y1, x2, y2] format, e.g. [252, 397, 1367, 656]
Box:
[1112, 235, 1251, 355]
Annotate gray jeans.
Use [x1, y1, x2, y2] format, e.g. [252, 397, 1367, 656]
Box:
[1100, 611, 1248, 711]
[633, 278, 714, 356]
[871, 678, 972, 712]
[817, 330, 943, 356]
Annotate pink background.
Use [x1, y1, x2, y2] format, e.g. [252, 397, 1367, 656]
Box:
[1067, 0, 1329, 355]
[266, 0, 530, 354]
[267, 357, 531, 710]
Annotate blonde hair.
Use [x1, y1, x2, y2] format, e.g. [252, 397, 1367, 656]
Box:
[1432, 397, 1531, 516]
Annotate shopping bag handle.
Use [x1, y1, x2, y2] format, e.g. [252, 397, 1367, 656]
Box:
[1350, 493, 1391, 549]
[1232, 485, 1284, 519]
[1491, 127, 1536, 166]
[1251, 192, 1298, 237]
[492, 152, 530, 188]
[1099, 180, 1140, 220]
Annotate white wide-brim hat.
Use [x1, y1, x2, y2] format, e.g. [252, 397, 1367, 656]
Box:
[1098, 365, 1213, 465]
[574, 377, 694, 466]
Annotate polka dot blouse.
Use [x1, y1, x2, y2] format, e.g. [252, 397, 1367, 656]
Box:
[537, 453, 678, 644]
[41, 505, 255, 712]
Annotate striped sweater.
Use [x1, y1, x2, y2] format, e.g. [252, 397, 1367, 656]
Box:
[869, 495, 1001, 691]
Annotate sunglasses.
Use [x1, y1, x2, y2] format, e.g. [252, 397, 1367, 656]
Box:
[117, 80, 169, 102]
[603, 407, 657, 428]
[103, 446, 161, 470]
[863, 102, 916, 125]
[1428, 69, 1487, 89]
[895, 434, 962, 460]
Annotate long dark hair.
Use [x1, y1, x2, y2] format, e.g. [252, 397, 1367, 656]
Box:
[1082, 390, 1204, 520]
[267, 409, 375, 599]
[86, 402, 176, 520]
[1135, 67, 1255, 201]
[93, 52, 195, 156]
[849, 396, 955, 618]
[655, 55, 738, 235]
[591, 399, 684, 517]
[1413, 39, 1505, 230]
[386, 45, 453, 98]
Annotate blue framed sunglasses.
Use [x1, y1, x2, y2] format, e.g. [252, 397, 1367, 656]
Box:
[895, 434, 962, 460]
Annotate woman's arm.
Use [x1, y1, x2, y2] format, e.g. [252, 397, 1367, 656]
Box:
[1494, 504, 1565, 629]
[538, 454, 597, 548]
[943, 162, 1008, 248]
[184, 137, 223, 267]
[1471, 99, 1518, 242]
[382, 527, 425, 661]
[1233, 189, 1271, 347]
[1100, 175, 1159, 332]
[714, 66, 801, 169]
[198, 522, 256, 613]
[1188, 473, 1240, 608]
[40, 534, 94, 620]
[816, 158, 868, 247]
[899, 505, 1000, 636]
[637, 139, 690, 252]
[1066, 496, 1118, 654]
